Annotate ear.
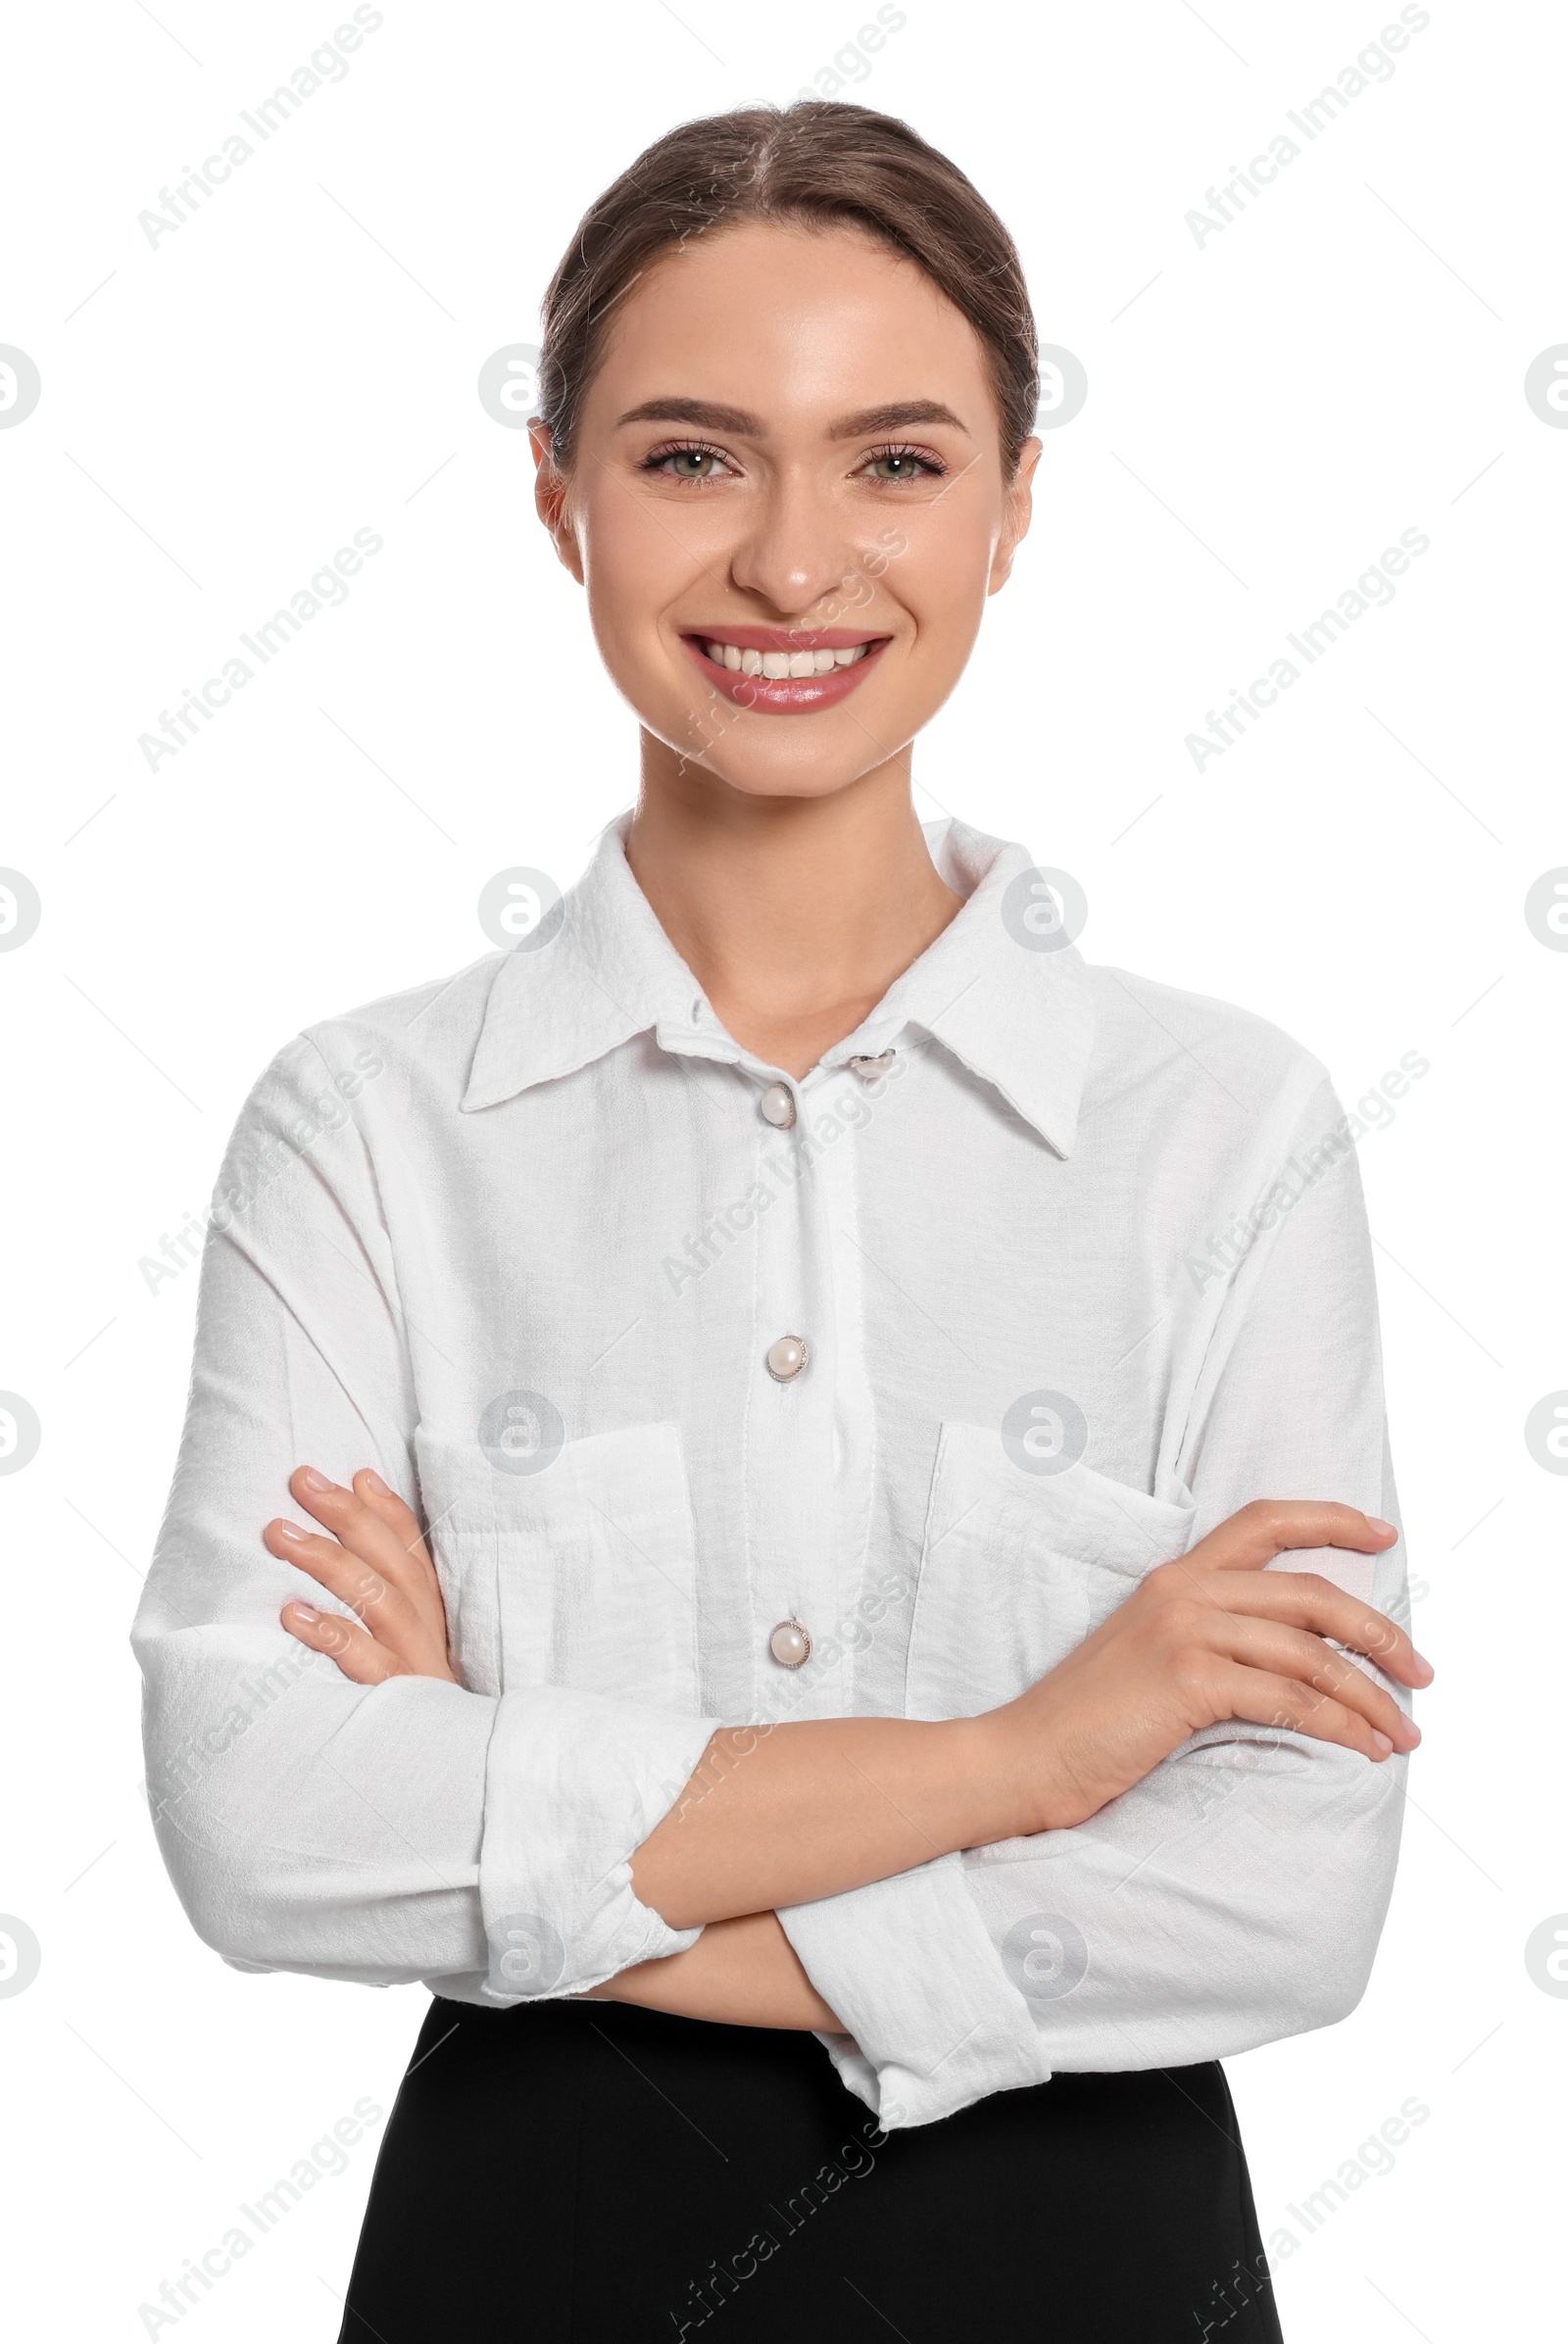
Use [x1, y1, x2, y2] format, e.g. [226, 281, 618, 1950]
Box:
[988, 434, 1042, 595]
[530, 420, 584, 584]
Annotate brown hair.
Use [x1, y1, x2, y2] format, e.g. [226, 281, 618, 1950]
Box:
[538, 101, 1039, 478]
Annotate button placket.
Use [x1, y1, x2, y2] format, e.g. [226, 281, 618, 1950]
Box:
[746, 1089, 834, 1705]
[808, 1056, 879, 1710]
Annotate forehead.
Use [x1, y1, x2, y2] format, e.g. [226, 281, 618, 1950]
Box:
[585, 218, 997, 436]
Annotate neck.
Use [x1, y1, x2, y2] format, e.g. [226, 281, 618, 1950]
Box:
[623, 731, 963, 1079]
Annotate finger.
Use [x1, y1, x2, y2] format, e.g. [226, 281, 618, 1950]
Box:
[288, 1467, 432, 1597]
[265, 1517, 419, 1642]
[1219, 1617, 1420, 1751]
[1185, 1498, 1399, 1575]
[1198, 1568, 1432, 1687]
[349, 1469, 438, 1578]
[281, 1599, 407, 1685]
[1213, 1661, 1399, 1764]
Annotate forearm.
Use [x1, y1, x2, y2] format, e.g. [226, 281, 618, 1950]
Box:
[628, 1714, 1020, 1929]
[584, 1910, 842, 2030]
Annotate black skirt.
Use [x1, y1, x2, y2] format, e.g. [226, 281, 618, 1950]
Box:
[338, 1995, 1284, 2342]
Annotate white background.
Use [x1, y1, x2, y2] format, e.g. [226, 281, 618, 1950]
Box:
[2, 0, 1563, 2335]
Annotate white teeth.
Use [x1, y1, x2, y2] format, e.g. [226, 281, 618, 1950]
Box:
[701, 638, 878, 678]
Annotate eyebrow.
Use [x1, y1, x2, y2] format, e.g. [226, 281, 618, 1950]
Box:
[612, 397, 972, 440]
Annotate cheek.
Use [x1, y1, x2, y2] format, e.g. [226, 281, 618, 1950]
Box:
[578, 496, 705, 679]
[892, 514, 998, 659]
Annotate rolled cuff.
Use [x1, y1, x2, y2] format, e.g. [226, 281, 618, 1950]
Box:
[779, 1852, 1054, 2130]
[476, 1685, 718, 2003]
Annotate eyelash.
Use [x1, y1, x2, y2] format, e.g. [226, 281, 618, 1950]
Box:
[637, 438, 948, 487]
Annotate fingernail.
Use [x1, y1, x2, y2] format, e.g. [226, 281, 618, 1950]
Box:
[275, 1521, 306, 1542]
[1412, 1649, 1435, 1679]
[1371, 1730, 1394, 1757]
[1368, 1517, 1397, 1538]
[290, 1603, 319, 1625]
[299, 1467, 331, 1491]
[362, 1469, 390, 1497]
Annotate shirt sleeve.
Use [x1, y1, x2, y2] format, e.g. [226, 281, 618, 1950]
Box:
[778, 1079, 1411, 2129]
[131, 1034, 717, 2005]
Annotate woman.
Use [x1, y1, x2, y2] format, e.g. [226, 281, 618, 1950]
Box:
[135, 101, 1428, 2341]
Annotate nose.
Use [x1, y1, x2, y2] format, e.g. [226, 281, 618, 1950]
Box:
[726, 468, 858, 623]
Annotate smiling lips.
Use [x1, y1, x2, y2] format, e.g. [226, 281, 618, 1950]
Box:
[682, 625, 891, 712]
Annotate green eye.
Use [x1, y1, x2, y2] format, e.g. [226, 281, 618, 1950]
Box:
[864, 447, 940, 483]
[668, 448, 718, 477]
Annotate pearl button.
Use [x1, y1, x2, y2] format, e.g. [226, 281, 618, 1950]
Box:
[769, 1618, 812, 1669]
[760, 1082, 796, 1129]
[764, 1334, 809, 1382]
[847, 1049, 897, 1080]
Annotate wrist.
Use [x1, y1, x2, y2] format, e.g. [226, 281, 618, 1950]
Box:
[965, 1697, 1072, 1841]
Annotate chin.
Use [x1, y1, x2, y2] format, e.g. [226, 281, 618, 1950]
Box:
[710, 763, 869, 801]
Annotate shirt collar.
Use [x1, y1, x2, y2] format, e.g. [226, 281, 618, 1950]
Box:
[461, 813, 1095, 1158]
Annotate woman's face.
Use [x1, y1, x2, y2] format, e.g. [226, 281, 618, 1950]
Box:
[534, 217, 1040, 801]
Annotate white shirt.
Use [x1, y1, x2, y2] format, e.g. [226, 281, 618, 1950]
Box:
[133, 815, 1410, 2130]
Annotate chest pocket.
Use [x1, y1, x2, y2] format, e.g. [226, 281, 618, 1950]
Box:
[413, 1422, 702, 1714]
[906, 1420, 1197, 1721]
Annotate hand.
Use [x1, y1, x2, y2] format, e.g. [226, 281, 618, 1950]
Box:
[266, 1465, 461, 1685]
[992, 1498, 1430, 1836]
